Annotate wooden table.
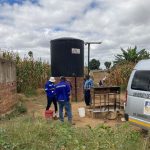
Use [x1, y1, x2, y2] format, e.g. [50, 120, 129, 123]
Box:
[91, 86, 121, 111]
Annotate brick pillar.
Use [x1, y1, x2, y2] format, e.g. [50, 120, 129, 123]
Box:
[0, 81, 17, 115]
[0, 58, 17, 115]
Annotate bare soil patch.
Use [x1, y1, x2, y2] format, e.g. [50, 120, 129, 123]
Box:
[24, 92, 126, 128]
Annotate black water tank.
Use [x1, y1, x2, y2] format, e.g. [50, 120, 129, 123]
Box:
[51, 37, 84, 77]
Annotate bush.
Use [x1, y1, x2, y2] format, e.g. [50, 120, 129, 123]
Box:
[24, 87, 37, 97]
[16, 103, 27, 114]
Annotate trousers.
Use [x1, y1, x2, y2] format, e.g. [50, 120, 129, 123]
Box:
[58, 101, 72, 122]
[46, 96, 58, 113]
[84, 89, 91, 106]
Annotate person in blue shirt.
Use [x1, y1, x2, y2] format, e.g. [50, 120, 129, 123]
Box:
[55, 76, 72, 123]
[84, 75, 94, 106]
[45, 77, 58, 116]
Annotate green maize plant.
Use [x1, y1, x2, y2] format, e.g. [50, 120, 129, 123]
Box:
[105, 62, 135, 90]
[2, 51, 51, 95]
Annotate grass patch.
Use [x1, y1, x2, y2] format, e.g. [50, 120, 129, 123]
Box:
[24, 87, 37, 97]
[0, 117, 149, 150]
[15, 102, 27, 114]
[0, 102, 27, 121]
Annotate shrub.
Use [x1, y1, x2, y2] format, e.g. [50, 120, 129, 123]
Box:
[15, 102, 27, 114]
[24, 87, 37, 97]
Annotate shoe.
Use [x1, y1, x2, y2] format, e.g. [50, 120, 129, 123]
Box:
[53, 112, 59, 120]
[53, 116, 58, 120]
[56, 112, 59, 118]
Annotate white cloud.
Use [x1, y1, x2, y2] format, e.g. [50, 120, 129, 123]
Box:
[0, 0, 150, 68]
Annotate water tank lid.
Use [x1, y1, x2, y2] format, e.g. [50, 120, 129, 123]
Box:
[51, 37, 84, 42]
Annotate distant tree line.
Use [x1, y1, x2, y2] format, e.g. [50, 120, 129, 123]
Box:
[89, 59, 111, 70]
[89, 46, 150, 71]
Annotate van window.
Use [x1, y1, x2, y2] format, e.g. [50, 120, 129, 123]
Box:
[131, 71, 150, 91]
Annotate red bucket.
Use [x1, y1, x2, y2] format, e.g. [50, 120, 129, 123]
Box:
[45, 110, 53, 119]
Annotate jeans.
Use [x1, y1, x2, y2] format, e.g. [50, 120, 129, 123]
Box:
[58, 101, 72, 122]
[46, 96, 58, 113]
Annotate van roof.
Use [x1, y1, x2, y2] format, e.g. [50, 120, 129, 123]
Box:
[134, 59, 150, 70]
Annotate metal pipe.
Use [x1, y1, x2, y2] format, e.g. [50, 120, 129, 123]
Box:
[72, 73, 77, 102]
[85, 42, 102, 45]
[88, 43, 90, 75]
[85, 41, 102, 76]
[75, 75, 77, 102]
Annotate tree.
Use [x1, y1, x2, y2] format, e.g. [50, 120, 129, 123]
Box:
[89, 59, 100, 70]
[104, 61, 111, 70]
[28, 51, 33, 58]
[114, 46, 150, 64]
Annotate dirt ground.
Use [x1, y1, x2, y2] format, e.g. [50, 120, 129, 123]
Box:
[24, 91, 126, 128]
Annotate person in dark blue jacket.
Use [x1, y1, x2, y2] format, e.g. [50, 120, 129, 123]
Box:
[45, 77, 58, 116]
[55, 76, 72, 123]
[84, 75, 94, 106]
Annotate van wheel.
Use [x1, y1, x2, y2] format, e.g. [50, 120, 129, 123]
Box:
[124, 113, 128, 121]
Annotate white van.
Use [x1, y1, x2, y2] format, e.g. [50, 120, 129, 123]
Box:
[125, 59, 150, 130]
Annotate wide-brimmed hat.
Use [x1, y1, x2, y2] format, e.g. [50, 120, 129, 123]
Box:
[49, 77, 56, 82]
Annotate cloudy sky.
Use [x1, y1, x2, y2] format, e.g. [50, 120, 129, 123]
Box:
[0, 0, 150, 68]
